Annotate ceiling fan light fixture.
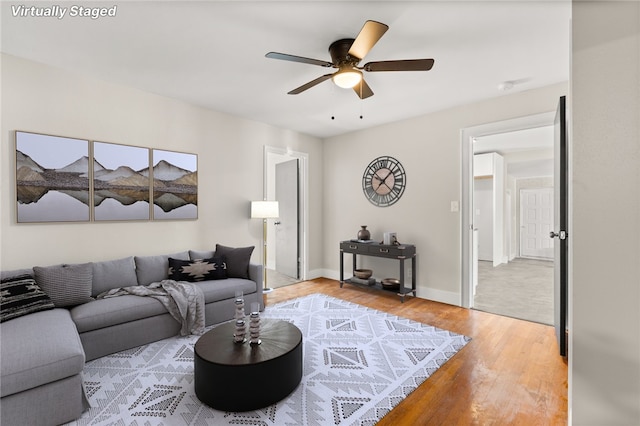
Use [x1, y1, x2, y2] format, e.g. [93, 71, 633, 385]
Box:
[332, 68, 362, 89]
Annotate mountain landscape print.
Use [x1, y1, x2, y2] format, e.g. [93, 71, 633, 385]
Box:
[150, 149, 198, 220]
[16, 131, 90, 223]
[93, 142, 150, 221]
[15, 131, 198, 223]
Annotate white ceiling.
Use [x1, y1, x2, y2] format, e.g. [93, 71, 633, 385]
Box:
[474, 126, 555, 178]
[1, 1, 570, 139]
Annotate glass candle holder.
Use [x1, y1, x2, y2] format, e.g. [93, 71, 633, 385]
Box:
[249, 306, 261, 345]
[233, 319, 246, 343]
[234, 296, 245, 322]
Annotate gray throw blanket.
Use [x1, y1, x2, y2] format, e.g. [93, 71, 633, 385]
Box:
[98, 280, 205, 336]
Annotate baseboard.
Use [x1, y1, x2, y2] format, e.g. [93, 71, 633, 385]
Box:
[306, 269, 327, 280]
[417, 286, 461, 306]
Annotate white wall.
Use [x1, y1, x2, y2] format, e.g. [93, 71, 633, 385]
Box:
[322, 82, 567, 305]
[571, 1, 640, 423]
[0, 54, 324, 271]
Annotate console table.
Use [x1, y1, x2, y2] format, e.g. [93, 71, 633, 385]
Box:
[339, 240, 417, 302]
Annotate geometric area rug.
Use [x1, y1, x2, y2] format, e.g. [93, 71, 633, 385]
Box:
[66, 294, 470, 426]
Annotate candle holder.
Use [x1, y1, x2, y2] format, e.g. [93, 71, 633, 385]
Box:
[249, 302, 261, 345]
[233, 319, 246, 343]
[233, 290, 246, 343]
[234, 291, 245, 321]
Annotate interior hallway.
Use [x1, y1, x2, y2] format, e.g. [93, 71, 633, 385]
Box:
[473, 258, 554, 325]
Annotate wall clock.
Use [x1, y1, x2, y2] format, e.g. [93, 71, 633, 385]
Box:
[362, 155, 406, 207]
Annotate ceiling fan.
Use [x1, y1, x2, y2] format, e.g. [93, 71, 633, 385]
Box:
[265, 20, 434, 99]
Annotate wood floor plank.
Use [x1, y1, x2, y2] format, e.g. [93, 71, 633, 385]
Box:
[265, 278, 568, 425]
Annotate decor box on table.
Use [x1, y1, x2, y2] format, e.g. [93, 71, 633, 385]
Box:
[0, 244, 263, 426]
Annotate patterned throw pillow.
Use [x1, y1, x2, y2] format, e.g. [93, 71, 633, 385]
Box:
[1, 275, 55, 322]
[33, 263, 94, 308]
[168, 257, 227, 282]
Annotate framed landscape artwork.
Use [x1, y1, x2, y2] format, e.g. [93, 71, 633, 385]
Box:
[16, 131, 90, 223]
[152, 149, 198, 220]
[14, 131, 198, 223]
[93, 142, 151, 221]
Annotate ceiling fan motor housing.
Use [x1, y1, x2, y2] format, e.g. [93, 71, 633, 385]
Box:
[329, 38, 360, 67]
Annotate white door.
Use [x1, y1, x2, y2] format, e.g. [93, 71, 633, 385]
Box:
[520, 188, 554, 259]
[474, 178, 494, 261]
[275, 159, 299, 279]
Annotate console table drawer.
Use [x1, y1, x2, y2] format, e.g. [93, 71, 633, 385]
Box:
[367, 245, 409, 257]
[340, 242, 369, 252]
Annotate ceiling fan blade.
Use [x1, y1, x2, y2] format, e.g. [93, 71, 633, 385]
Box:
[348, 20, 389, 60]
[353, 79, 374, 99]
[288, 73, 334, 95]
[266, 52, 333, 68]
[364, 58, 435, 72]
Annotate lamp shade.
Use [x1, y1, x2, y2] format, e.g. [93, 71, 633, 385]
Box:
[251, 201, 279, 219]
[332, 68, 363, 89]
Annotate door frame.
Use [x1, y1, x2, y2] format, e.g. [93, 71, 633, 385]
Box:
[461, 112, 555, 308]
[264, 145, 309, 281]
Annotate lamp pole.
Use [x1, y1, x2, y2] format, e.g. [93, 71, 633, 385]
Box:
[263, 217, 271, 293]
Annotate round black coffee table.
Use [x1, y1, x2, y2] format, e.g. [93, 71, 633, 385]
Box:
[194, 318, 303, 412]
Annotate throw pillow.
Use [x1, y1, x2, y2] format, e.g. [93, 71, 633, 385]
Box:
[134, 251, 189, 286]
[0, 275, 55, 322]
[214, 244, 254, 279]
[168, 257, 227, 282]
[91, 256, 139, 297]
[33, 263, 93, 308]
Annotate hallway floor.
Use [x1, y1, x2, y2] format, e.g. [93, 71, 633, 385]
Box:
[473, 258, 554, 325]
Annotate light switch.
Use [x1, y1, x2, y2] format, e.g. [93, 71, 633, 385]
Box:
[450, 201, 459, 212]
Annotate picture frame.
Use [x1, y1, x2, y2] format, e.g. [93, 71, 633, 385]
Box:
[14, 131, 198, 223]
[151, 149, 198, 220]
[93, 141, 151, 221]
[15, 131, 90, 223]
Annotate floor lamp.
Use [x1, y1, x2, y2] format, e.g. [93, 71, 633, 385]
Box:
[251, 201, 279, 293]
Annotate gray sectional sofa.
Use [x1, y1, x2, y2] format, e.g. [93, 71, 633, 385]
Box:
[0, 246, 263, 426]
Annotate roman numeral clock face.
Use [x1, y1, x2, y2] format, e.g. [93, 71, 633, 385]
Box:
[362, 156, 406, 207]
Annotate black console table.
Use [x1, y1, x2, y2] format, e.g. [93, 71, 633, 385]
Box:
[339, 240, 417, 302]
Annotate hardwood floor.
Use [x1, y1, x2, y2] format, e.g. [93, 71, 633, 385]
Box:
[265, 278, 568, 425]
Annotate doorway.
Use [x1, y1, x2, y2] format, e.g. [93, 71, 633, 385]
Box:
[264, 146, 309, 288]
[462, 113, 556, 324]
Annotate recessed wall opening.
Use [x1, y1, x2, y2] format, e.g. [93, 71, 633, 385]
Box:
[461, 112, 556, 325]
[264, 146, 309, 289]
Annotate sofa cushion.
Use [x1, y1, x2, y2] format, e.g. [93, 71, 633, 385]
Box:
[92, 256, 138, 297]
[1, 269, 34, 281]
[70, 295, 170, 333]
[0, 308, 85, 397]
[0, 275, 55, 323]
[168, 257, 227, 282]
[134, 251, 189, 286]
[189, 250, 215, 261]
[33, 263, 93, 307]
[197, 278, 258, 304]
[214, 244, 254, 279]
